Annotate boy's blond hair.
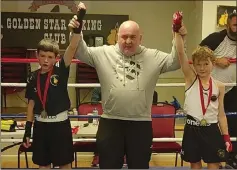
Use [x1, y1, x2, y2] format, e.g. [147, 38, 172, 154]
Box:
[37, 38, 59, 56]
[192, 46, 215, 64]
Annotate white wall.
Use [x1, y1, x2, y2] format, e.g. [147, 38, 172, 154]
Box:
[1, 1, 203, 108]
[202, 1, 236, 40]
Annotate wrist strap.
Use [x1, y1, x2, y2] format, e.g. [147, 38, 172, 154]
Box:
[172, 24, 182, 33]
[23, 121, 32, 143]
[24, 121, 32, 137]
[223, 135, 231, 142]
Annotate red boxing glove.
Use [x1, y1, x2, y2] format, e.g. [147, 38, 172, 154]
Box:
[172, 11, 183, 32]
[223, 135, 232, 152]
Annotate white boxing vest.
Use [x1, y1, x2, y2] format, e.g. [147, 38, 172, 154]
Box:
[184, 77, 219, 123]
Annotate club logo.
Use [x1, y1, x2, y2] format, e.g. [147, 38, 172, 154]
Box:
[50, 74, 59, 86]
[28, 0, 77, 13]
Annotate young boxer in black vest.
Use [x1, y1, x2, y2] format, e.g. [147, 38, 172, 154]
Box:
[23, 8, 86, 169]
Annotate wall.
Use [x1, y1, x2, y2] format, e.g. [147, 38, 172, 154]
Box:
[1, 1, 203, 109]
[202, 1, 236, 40]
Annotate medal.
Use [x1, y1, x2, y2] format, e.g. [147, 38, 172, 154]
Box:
[198, 77, 212, 126]
[41, 110, 47, 118]
[200, 119, 207, 126]
[37, 69, 53, 118]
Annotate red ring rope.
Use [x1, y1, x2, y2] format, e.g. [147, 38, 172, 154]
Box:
[189, 58, 236, 64]
[1, 58, 83, 64]
[0, 57, 236, 64]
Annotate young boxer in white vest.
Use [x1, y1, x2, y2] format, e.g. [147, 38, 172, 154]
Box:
[200, 12, 237, 169]
[175, 27, 232, 169]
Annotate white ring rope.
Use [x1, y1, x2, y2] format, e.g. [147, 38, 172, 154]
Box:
[1, 81, 237, 143]
[1, 82, 237, 87]
[1, 137, 237, 143]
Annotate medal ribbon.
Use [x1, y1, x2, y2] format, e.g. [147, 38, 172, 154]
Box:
[37, 70, 53, 110]
[198, 77, 212, 116]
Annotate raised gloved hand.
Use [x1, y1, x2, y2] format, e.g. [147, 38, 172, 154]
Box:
[172, 11, 183, 33]
[73, 8, 86, 34]
[68, 2, 86, 34]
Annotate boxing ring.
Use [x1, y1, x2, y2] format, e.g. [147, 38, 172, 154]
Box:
[1, 57, 237, 169]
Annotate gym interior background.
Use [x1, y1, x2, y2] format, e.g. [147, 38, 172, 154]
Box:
[1, 0, 236, 168]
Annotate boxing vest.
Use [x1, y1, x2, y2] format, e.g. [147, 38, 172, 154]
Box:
[184, 77, 219, 123]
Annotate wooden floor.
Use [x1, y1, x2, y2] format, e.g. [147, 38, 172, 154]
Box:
[1, 107, 188, 168]
[1, 154, 190, 168]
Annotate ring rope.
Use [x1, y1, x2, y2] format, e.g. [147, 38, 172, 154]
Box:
[1, 57, 236, 64]
[27, 48, 66, 52]
[1, 82, 237, 87]
[1, 58, 83, 64]
[1, 112, 237, 119]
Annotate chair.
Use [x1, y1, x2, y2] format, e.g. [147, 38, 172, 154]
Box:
[73, 102, 102, 168]
[1, 47, 31, 110]
[17, 144, 63, 168]
[77, 102, 103, 121]
[75, 63, 99, 108]
[17, 144, 33, 168]
[151, 102, 183, 167]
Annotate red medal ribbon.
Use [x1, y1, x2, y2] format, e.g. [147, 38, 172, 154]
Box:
[198, 77, 212, 116]
[37, 70, 53, 110]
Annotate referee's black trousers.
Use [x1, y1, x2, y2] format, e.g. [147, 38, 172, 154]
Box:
[96, 117, 153, 169]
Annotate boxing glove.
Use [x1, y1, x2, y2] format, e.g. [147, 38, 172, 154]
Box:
[223, 134, 232, 152]
[73, 8, 86, 34]
[172, 11, 183, 32]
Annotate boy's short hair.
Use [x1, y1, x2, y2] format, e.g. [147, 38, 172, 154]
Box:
[37, 38, 59, 56]
[192, 46, 215, 64]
